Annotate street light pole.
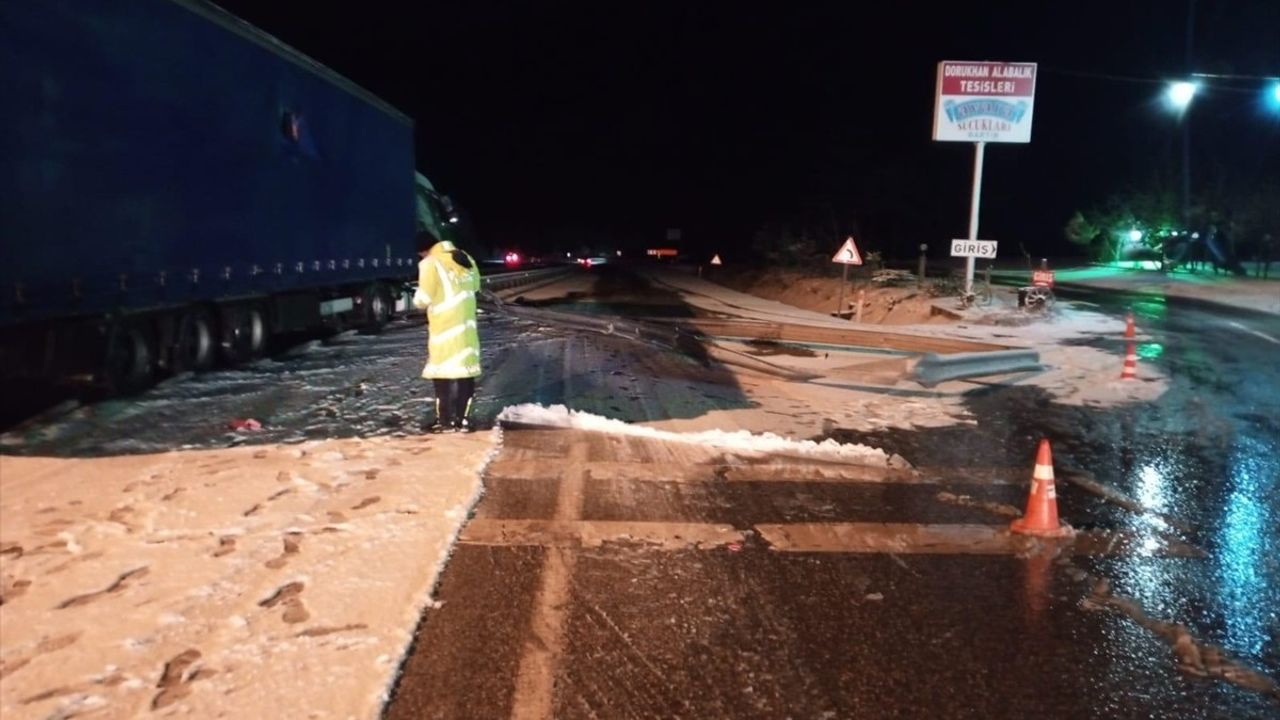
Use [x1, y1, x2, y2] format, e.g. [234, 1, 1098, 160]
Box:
[1181, 110, 1191, 226]
[1181, 0, 1196, 231]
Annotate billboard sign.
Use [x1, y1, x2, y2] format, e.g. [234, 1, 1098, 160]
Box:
[933, 61, 1037, 143]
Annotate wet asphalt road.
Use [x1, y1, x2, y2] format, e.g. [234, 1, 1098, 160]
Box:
[834, 292, 1280, 685]
[386, 278, 1280, 719]
[389, 422, 1275, 720]
[3, 268, 1278, 717]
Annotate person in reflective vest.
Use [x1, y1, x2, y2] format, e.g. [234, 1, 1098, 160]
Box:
[413, 232, 482, 432]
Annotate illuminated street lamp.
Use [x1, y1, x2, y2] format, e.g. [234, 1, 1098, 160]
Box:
[1167, 80, 1198, 109]
[1128, 229, 1144, 243]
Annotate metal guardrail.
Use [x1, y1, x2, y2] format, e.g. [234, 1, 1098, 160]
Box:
[470, 268, 1042, 386]
[399, 263, 576, 308]
[480, 266, 575, 292]
[493, 304, 816, 381]
[912, 349, 1042, 387]
[397, 266, 574, 314]
[666, 317, 1009, 355]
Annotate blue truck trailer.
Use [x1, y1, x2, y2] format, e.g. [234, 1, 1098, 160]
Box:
[1, 0, 450, 392]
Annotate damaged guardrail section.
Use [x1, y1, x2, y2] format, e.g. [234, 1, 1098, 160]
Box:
[481, 267, 574, 292]
[912, 349, 1042, 387]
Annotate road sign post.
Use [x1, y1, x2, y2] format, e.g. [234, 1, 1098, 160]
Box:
[933, 61, 1037, 297]
[839, 264, 848, 318]
[951, 239, 998, 301]
[964, 141, 986, 295]
[831, 237, 863, 320]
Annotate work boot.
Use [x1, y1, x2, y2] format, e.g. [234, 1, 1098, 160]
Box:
[454, 417, 474, 433]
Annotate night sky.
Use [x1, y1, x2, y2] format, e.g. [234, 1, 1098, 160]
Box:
[215, 0, 1280, 260]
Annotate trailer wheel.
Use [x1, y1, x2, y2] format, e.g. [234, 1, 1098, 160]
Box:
[360, 283, 392, 334]
[219, 305, 268, 365]
[173, 309, 216, 373]
[101, 321, 154, 395]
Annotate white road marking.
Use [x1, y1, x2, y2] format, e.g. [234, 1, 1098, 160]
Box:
[1228, 321, 1280, 345]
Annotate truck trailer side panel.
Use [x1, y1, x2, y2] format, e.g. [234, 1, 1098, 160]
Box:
[0, 0, 417, 327]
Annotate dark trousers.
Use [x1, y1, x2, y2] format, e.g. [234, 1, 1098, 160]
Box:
[432, 378, 476, 426]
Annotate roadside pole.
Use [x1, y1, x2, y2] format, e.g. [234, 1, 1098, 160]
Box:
[964, 141, 986, 296]
[837, 263, 848, 319]
[830, 237, 863, 320]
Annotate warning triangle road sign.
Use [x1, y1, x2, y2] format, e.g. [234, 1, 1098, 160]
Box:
[710, 254, 723, 265]
[831, 236, 863, 265]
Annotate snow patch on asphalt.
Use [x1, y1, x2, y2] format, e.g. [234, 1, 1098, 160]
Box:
[497, 403, 910, 468]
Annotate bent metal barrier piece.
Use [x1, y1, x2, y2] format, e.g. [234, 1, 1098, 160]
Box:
[669, 317, 1007, 355]
[912, 349, 1042, 387]
[493, 304, 816, 381]
[480, 267, 574, 293]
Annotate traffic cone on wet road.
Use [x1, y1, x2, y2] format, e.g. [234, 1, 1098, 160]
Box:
[1124, 311, 1136, 339]
[1120, 341, 1138, 380]
[1011, 439, 1072, 537]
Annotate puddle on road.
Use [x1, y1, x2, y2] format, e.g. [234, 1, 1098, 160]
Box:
[1076, 567, 1280, 701]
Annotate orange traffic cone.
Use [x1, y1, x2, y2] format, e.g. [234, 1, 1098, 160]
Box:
[1120, 341, 1138, 380]
[1124, 311, 1136, 339]
[1010, 439, 1072, 537]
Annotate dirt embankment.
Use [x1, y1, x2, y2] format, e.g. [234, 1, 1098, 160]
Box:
[708, 267, 956, 324]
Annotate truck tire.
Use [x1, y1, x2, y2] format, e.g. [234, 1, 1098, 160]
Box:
[219, 304, 268, 365]
[101, 321, 154, 395]
[172, 308, 216, 373]
[360, 283, 392, 334]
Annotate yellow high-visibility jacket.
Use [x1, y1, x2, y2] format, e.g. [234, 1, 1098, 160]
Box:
[413, 240, 481, 379]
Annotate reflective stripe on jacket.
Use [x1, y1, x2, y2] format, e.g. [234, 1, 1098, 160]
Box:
[415, 241, 481, 378]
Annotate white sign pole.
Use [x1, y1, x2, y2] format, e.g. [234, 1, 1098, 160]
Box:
[964, 141, 986, 296]
[837, 263, 848, 319]
[829, 237, 863, 319]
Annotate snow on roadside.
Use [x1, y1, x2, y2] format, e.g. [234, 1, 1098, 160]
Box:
[497, 403, 910, 468]
[0, 431, 499, 720]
